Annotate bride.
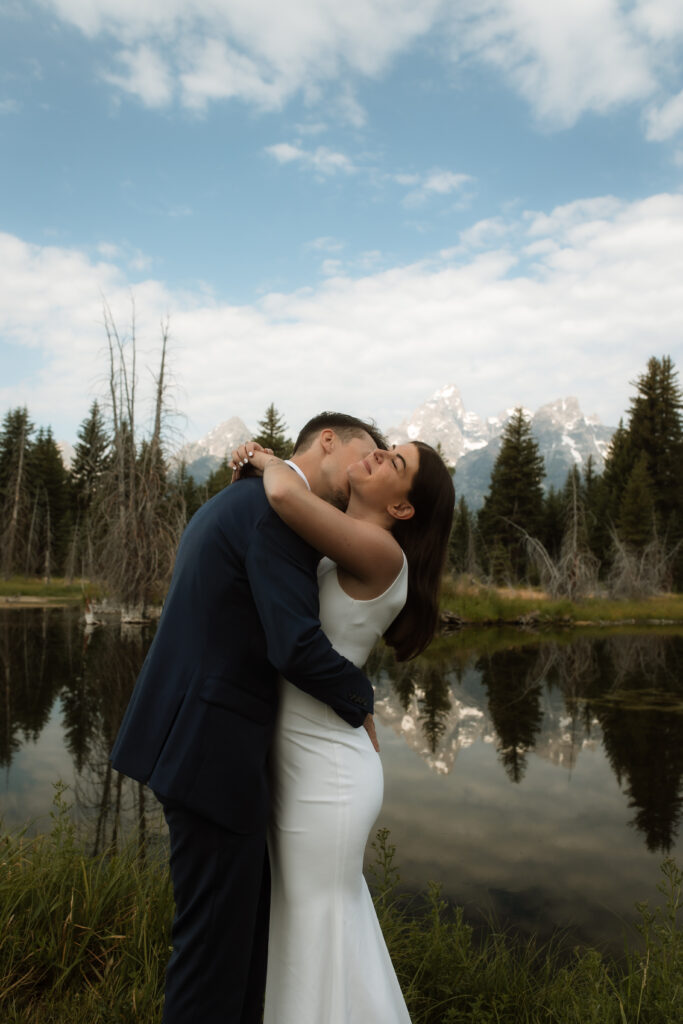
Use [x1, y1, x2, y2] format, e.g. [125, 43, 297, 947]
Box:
[232, 438, 454, 1023]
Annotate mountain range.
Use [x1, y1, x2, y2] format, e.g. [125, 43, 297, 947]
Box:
[176, 385, 615, 509]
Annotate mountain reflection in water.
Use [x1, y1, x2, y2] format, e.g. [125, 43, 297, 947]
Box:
[368, 632, 683, 853]
[1, 609, 682, 948]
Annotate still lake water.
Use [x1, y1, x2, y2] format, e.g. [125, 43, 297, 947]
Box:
[2, 607, 682, 952]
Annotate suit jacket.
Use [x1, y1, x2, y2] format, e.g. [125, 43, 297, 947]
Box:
[110, 476, 374, 834]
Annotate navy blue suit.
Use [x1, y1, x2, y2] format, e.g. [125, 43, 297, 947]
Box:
[111, 477, 374, 1022]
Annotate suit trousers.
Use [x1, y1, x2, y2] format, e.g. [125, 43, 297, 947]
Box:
[160, 797, 270, 1024]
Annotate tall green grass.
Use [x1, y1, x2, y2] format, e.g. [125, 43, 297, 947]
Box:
[1, 792, 680, 1022]
[369, 829, 682, 1024]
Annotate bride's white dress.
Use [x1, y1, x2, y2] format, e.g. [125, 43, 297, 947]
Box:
[264, 555, 412, 1024]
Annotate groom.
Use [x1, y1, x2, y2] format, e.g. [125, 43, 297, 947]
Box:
[110, 411, 386, 1024]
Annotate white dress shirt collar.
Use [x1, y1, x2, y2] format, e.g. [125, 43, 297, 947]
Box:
[284, 459, 311, 491]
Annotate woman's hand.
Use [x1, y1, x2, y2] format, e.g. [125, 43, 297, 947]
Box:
[230, 442, 275, 481]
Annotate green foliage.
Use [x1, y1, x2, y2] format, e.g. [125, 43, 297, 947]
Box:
[370, 830, 682, 1024]
[479, 409, 546, 581]
[205, 455, 234, 499]
[0, 785, 172, 1023]
[0, 410, 73, 578]
[449, 496, 476, 574]
[254, 403, 293, 459]
[71, 401, 111, 513]
[618, 454, 656, 550]
[0, 801, 681, 1023]
[601, 356, 683, 585]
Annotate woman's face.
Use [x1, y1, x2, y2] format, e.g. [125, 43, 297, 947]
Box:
[347, 443, 420, 514]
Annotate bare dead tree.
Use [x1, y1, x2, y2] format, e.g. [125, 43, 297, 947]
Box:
[91, 303, 185, 616]
[606, 530, 681, 599]
[512, 474, 600, 599]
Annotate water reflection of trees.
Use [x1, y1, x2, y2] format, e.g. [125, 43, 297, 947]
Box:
[0, 609, 156, 853]
[372, 632, 683, 852]
[477, 648, 544, 782]
[0, 609, 77, 769]
[61, 622, 156, 854]
[4, 612, 683, 856]
[366, 645, 454, 753]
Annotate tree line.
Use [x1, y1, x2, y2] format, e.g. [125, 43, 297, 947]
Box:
[0, 365, 293, 610]
[451, 355, 683, 594]
[1, 352, 681, 605]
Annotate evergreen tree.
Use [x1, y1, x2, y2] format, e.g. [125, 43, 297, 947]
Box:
[0, 407, 35, 576]
[618, 454, 655, 550]
[627, 356, 683, 528]
[541, 485, 565, 561]
[600, 356, 683, 586]
[582, 455, 602, 557]
[71, 401, 111, 512]
[254, 403, 293, 459]
[478, 409, 546, 581]
[174, 462, 205, 521]
[448, 496, 471, 574]
[26, 428, 71, 577]
[206, 456, 233, 499]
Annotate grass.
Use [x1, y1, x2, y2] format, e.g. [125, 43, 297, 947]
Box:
[0, 576, 91, 604]
[1, 789, 681, 1023]
[441, 576, 683, 627]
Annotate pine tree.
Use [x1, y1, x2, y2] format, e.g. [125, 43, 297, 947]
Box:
[71, 401, 111, 512]
[478, 409, 546, 581]
[26, 428, 71, 577]
[618, 454, 655, 550]
[541, 485, 565, 561]
[254, 404, 293, 459]
[627, 356, 683, 527]
[448, 496, 471, 574]
[0, 407, 35, 576]
[206, 456, 233, 499]
[600, 356, 683, 586]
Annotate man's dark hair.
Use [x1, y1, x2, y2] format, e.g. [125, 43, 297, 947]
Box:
[293, 412, 387, 453]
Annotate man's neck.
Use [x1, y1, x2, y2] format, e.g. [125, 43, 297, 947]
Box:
[289, 452, 322, 496]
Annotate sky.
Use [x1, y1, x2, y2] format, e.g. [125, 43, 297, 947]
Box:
[1, 0, 683, 446]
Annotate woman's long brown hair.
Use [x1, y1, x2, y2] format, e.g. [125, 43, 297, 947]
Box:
[384, 441, 455, 661]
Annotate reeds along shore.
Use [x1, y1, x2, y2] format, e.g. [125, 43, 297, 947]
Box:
[0, 795, 681, 1023]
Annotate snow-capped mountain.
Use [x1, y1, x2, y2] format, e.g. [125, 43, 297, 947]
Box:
[388, 385, 495, 466]
[168, 384, 614, 498]
[389, 386, 614, 509]
[176, 416, 251, 481]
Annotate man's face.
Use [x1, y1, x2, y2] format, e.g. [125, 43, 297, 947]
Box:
[328, 432, 377, 509]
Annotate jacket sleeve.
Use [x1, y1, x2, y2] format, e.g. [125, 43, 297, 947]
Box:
[244, 505, 374, 727]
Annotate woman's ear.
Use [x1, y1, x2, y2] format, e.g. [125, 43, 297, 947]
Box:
[388, 500, 415, 522]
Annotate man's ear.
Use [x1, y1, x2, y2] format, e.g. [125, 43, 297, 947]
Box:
[388, 501, 414, 522]
[319, 428, 336, 453]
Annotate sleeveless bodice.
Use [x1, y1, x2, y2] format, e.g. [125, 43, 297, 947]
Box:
[316, 554, 408, 668]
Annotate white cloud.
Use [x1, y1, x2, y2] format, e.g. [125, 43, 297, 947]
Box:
[265, 142, 356, 175]
[306, 236, 345, 252]
[335, 84, 367, 128]
[402, 169, 473, 207]
[459, 216, 511, 249]
[34, 1, 683, 141]
[448, 0, 657, 127]
[41, 0, 440, 113]
[0, 99, 20, 114]
[103, 43, 173, 107]
[645, 88, 683, 141]
[2, 192, 682, 440]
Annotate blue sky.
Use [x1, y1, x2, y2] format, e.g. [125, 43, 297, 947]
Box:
[2, 1, 683, 445]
